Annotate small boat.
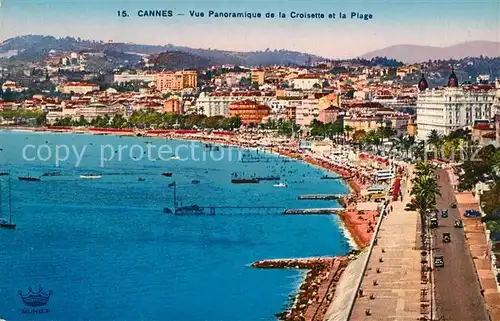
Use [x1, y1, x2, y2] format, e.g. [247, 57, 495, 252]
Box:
[80, 174, 102, 179]
[231, 178, 259, 184]
[191, 180, 200, 184]
[170, 156, 180, 160]
[162, 172, 173, 177]
[256, 176, 280, 181]
[0, 218, 15, 229]
[274, 183, 288, 187]
[175, 205, 208, 216]
[138, 178, 146, 182]
[18, 176, 40, 181]
[0, 172, 9, 176]
[321, 175, 338, 179]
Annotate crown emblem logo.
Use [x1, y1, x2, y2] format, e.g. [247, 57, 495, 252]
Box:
[18, 286, 53, 307]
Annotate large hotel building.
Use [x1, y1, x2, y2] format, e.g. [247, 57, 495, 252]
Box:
[156, 70, 197, 92]
[416, 71, 499, 141]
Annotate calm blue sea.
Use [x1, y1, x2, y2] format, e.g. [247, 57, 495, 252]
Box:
[0, 130, 351, 321]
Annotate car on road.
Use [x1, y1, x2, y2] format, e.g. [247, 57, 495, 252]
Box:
[430, 217, 438, 228]
[434, 254, 444, 268]
[465, 209, 481, 217]
[454, 219, 463, 228]
[441, 209, 448, 218]
[442, 233, 451, 243]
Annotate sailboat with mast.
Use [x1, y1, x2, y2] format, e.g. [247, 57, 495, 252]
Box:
[0, 177, 15, 229]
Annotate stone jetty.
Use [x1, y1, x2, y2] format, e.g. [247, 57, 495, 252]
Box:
[252, 256, 349, 321]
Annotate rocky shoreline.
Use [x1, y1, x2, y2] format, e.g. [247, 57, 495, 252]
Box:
[252, 256, 352, 321]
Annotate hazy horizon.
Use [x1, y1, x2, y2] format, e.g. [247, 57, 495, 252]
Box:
[0, 0, 498, 59]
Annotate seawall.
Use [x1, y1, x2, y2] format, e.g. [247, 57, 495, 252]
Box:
[324, 251, 369, 321]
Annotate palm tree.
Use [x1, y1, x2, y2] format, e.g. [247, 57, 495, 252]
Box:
[344, 125, 354, 141]
[412, 162, 441, 246]
[427, 130, 442, 157]
[364, 130, 381, 152]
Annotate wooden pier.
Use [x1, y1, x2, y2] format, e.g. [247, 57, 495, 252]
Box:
[298, 194, 346, 200]
[164, 206, 343, 216]
[282, 208, 344, 215]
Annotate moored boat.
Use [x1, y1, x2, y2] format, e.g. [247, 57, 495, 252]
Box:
[231, 178, 259, 184]
[162, 172, 173, 177]
[18, 176, 40, 181]
[80, 174, 102, 179]
[274, 183, 288, 187]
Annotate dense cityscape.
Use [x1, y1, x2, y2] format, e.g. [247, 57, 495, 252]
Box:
[1, 34, 500, 321]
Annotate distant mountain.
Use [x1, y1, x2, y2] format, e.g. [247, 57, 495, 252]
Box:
[0, 35, 325, 66]
[361, 41, 500, 63]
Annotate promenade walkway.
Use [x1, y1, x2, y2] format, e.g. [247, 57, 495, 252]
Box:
[350, 170, 423, 321]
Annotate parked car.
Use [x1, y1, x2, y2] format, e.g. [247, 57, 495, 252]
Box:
[464, 209, 481, 217]
[434, 255, 444, 268]
[451, 202, 457, 208]
[442, 233, 451, 243]
[454, 219, 463, 228]
[441, 209, 448, 218]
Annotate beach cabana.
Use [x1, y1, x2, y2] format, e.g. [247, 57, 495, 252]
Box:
[367, 184, 387, 194]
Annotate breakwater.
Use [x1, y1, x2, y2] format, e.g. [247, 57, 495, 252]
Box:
[252, 257, 349, 321]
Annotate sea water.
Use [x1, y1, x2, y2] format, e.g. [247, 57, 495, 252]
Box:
[0, 131, 351, 321]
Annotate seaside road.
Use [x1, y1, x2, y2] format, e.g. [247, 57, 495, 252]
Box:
[432, 169, 489, 321]
[350, 173, 422, 321]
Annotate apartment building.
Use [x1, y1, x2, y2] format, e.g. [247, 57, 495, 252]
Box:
[114, 72, 157, 84]
[290, 74, 322, 90]
[196, 91, 274, 117]
[59, 82, 99, 94]
[295, 95, 320, 126]
[251, 70, 266, 85]
[156, 70, 197, 92]
[228, 100, 270, 124]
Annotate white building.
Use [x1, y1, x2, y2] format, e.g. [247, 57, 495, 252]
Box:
[290, 75, 322, 90]
[416, 73, 497, 140]
[268, 98, 301, 115]
[113, 72, 157, 84]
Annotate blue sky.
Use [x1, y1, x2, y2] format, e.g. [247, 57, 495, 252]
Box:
[0, 0, 498, 58]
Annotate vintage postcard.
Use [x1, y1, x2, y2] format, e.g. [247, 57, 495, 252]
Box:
[0, 0, 499, 320]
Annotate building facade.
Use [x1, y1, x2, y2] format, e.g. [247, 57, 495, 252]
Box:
[251, 70, 265, 85]
[114, 72, 157, 84]
[196, 91, 274, 117]
[416, 73, 497, 140]
[59, 82, 99, 94]
[156, 71, 197, 92]
[228, 100, 270, 124]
